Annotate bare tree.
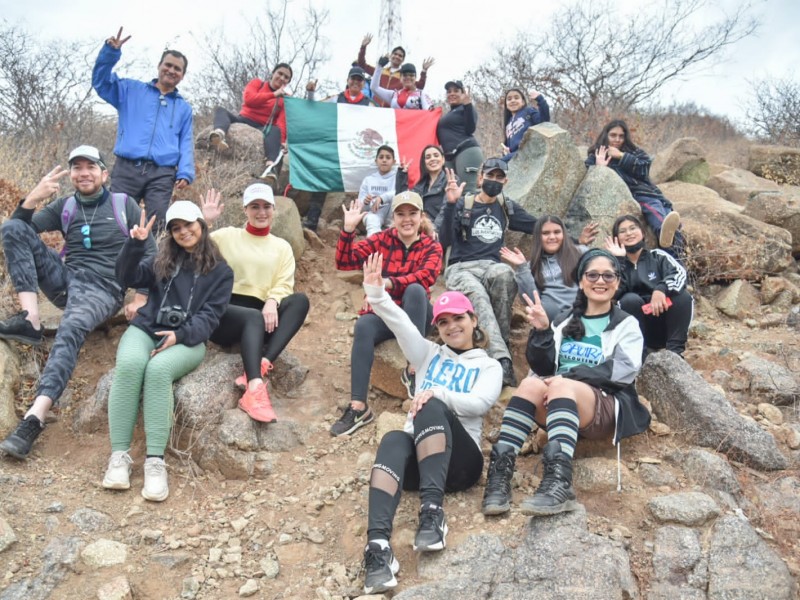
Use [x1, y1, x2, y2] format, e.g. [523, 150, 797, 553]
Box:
[189, 0, 330, 112]
[467, 0, 757, 124]
[746, 76, 800, 146]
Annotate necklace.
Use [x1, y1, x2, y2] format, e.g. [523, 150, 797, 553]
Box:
[78, 195, 100, 249]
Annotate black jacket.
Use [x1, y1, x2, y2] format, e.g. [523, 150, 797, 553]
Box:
[618, 248, 687, 300]
[396, 169, 447, 220]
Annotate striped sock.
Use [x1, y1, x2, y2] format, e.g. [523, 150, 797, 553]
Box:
[545, 397, 580, 458]
[497, 396, 537, 454]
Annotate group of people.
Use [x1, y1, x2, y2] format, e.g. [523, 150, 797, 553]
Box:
[0, 27, 695, 596]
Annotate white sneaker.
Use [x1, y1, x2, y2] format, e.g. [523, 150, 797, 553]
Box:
[142, 457, 169, 502]
[209, 128, 229, 151]
[102, 450, 132, 490]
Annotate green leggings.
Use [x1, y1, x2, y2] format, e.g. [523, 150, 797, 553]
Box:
[108, 325, 206, 456]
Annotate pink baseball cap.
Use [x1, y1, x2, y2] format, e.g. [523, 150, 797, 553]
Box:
[432, 291, 474, 324]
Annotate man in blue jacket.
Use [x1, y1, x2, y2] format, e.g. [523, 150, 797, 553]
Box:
[92, 27, 194, 233]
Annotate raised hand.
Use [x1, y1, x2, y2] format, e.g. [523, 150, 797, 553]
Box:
[463, 86, 472, 104]
[25, 166, 69, 206]
[529, 90, 543, 102]
[579, 221, 600, 245]
[107, 27, 131, 49]
[523, 291, 549, 331]
[399, 156, 411, 172]
[444, 168, 465, 204]
[604, 235, 626, 257]
[422, 57, 435, 71]
[201, 188, 224, 224]
[306, 79, 318, 92]
[363, 252, 384, 288]
[342, 199, 364, 233]
[361, 33, 373, 47]
[131, 209, 156, 241]
[595, 145, 610, 167]
[499, 246, 526, 267]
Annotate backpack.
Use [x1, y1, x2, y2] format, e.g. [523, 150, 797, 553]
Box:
[59, 193, 130, 257]
[459, 193, 515, 241]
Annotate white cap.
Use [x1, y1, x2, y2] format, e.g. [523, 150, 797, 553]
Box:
[242, 183, 275, 206]
[165, 201, 204, 226]
[68, 145, 106, 169]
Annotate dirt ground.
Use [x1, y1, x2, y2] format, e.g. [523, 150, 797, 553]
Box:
[0, 226, 798, 599]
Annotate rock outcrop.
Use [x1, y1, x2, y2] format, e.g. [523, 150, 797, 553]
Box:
[651, 137, 709, 184]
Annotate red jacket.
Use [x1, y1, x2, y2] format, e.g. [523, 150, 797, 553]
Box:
[238, 78, 287, 143]
[335, 228, 442, 313]
[356, 46, 427, 108]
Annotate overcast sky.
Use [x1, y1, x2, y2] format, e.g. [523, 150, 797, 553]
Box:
[5, 0, 798, 126]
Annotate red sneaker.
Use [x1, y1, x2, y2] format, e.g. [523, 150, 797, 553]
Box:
[234, 358, 273, 390]
[238, 383, 277, 423]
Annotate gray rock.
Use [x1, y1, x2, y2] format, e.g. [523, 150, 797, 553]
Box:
[638, 463, 678, 488]
[73, 370, 114, 433]
[174, 351, 242, 429]
[754, 476, 800, 537]
[81, 539, 128, 567]
[749, 144, 800, 186]
[197, 435, 256, 479]
[260, 556, 280, 579]
[647, 492, 720, 526]
[708, 514, 796, 599]
[254, 419, 307, 452]
[271, 196, 306, 261]
[370, 340, 407, 399]
[218, 409, 259, 451]
[652, 526, 707, 591]
[573, 457, 632, 492]
[0, 517, 17, 552]
[238, 579, 259, 597]
[271, 351, 309, 397]
[151, 552, 192, 569]
[401, 507, 637, 599]
[706, 168, 780, 205]
[0, 340, 20, 437]
[715, 280, 761, 320]
[668, 448, 742, 496]
[651, 137, 709, 184]
[734, 356, 800, 406]
[69, 508, 115, 533]
[96, 576, 132, 600]
[181, 576, 200, 599]
[0, 536, 84, 600]
[742, 191, 800, 253]
[638, 351, 788, 471]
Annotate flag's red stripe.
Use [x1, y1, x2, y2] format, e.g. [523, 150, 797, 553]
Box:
[394, 107, 442, 189]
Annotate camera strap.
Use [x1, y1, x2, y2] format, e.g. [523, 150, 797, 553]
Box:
[158, 263, 200, 316]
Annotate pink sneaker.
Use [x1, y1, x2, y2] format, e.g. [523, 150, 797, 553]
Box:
[238, 383, 277, 423]
[234, 358, 273, 390]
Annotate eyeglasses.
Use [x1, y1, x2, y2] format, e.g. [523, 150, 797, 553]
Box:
[583, 271, 618, 283]
[81, 224, 92, 249]
[616, 226, 640, 235]
[159, 94, 167, 107]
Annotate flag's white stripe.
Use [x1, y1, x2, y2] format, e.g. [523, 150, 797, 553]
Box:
[337, 104, 399, 193]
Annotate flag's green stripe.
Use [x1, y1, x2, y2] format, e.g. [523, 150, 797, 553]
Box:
[285, 97, 343, 191]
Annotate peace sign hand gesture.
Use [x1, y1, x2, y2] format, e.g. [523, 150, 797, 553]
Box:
[363, 253, 384, 288]
[444, 168, 465, 204]
[107, 27, 131, 49]
[131, 210, 156, 241]
[25, 166, 69, 206]
[523, 291, 549, 331]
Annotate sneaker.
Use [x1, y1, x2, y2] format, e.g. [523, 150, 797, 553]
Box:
[329, 405, 374, 437]
[0, 415, 45, 459]
[520, 441, 579, 517]
[209, 128, 229, 151]
[102, 450, 133, 490]
[234, 358, 272, 391]
[238, 383, 277, 423]
[0, 311, 43, 346]
[362, 542, 399, 594]
[481, 443, 516, 515]
[659, 211, 681, 248]
[142, 457, 169, 502]
[499, 357, 517, 387]
[400, 366, 415, 399]
[413, 502, 448, 551]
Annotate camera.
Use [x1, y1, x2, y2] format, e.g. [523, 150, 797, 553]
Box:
[156, 305, 188, 328]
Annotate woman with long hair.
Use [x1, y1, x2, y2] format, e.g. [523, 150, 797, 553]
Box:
[586, 119, 682, 252]
[606, 214, 692, 357]
[438, 81, 483, 193]
[359, 253, 502, 594]
[103, 202, 233, 502]
[396, 144, 448, 221]
[501, 88, 550, 162]
[481, 250, 648, 517]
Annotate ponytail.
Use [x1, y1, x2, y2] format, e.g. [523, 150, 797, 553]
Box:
[562, 289, 589, 340]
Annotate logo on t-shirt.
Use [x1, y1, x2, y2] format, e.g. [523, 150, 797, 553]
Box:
[471, 214, 503, 244]
[558, 336, 604, 367]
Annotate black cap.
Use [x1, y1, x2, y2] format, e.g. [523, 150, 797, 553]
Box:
[481, 157, 509, 175]
[399, 63, 416, 74]
[348, 66, 366, 80]
[444, 80, 464, 91]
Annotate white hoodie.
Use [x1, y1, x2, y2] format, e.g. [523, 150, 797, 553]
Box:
[364, 282, 503, 448]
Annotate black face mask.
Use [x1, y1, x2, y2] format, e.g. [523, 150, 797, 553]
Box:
[481, 179, 504, 198]
[623, 239, 646, 253]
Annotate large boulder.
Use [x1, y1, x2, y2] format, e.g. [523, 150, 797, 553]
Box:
[270, 195, 306, 261]
[705, 168, 780, 205]
[742, 190, 800, 253]
[651, 137, 709, 184]
[733, 355, 800, 406]
[564, 165, 642, 248]
[0, 340, 20, 436]
[638, 351, 788, 471]
[660, 181, 794, 282]
[749, 144, 800, 186]
[370, 340, 407, 399]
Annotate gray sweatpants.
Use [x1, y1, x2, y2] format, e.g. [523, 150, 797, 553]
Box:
[1, 219, 123, 404]
[445, 260, 516, 361]
[445, 146, 484, 195]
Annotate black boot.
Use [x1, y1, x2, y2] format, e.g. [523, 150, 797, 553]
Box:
[520, 440, 578, 516]
[0, 415, 45, 459]
[302, 192, 325, 231]
[481, 443, 516, 515]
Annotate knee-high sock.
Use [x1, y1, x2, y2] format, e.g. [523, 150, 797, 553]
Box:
[497, 395, 537, 453]
[545, 397, 579, 458]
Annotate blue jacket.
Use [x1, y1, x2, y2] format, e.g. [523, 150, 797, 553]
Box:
[502, 96, 550, 162]
[92, 44, 195, 183]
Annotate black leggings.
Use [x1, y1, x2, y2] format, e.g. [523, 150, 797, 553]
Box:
[209, 293, 309, 380]
[211, 107, 284, 165]
[619, 289, 693, 356]
[367, 398, 484, 541]
[350, 283, 432, 402]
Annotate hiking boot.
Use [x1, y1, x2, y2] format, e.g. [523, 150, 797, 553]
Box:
[102, 450, 133, 490]
[209, 128, 229, 151]
[0, 311, 43, 346]
[0, 415, 45, 459]
[234, 358, 272, 391]
[481, 443, 516, 515]
[330, 405, 374, 437]
[520, 440, 578, 516]
[413, 502, 448, 551]
[142, 457, 169, 502]
[238, 383, 277, 423]
[400, 366, 415, 399]
[499, 357, 517, 387]
[362, 542, 399, 594]
[659, 211, 681, 248]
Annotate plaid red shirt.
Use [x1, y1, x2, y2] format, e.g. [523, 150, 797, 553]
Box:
[335, 228, 442, 313]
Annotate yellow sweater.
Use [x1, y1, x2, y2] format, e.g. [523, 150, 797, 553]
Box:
[210, 227, 295, 303]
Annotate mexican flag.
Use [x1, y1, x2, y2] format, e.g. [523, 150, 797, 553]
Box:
[284, 97, 441, 192]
